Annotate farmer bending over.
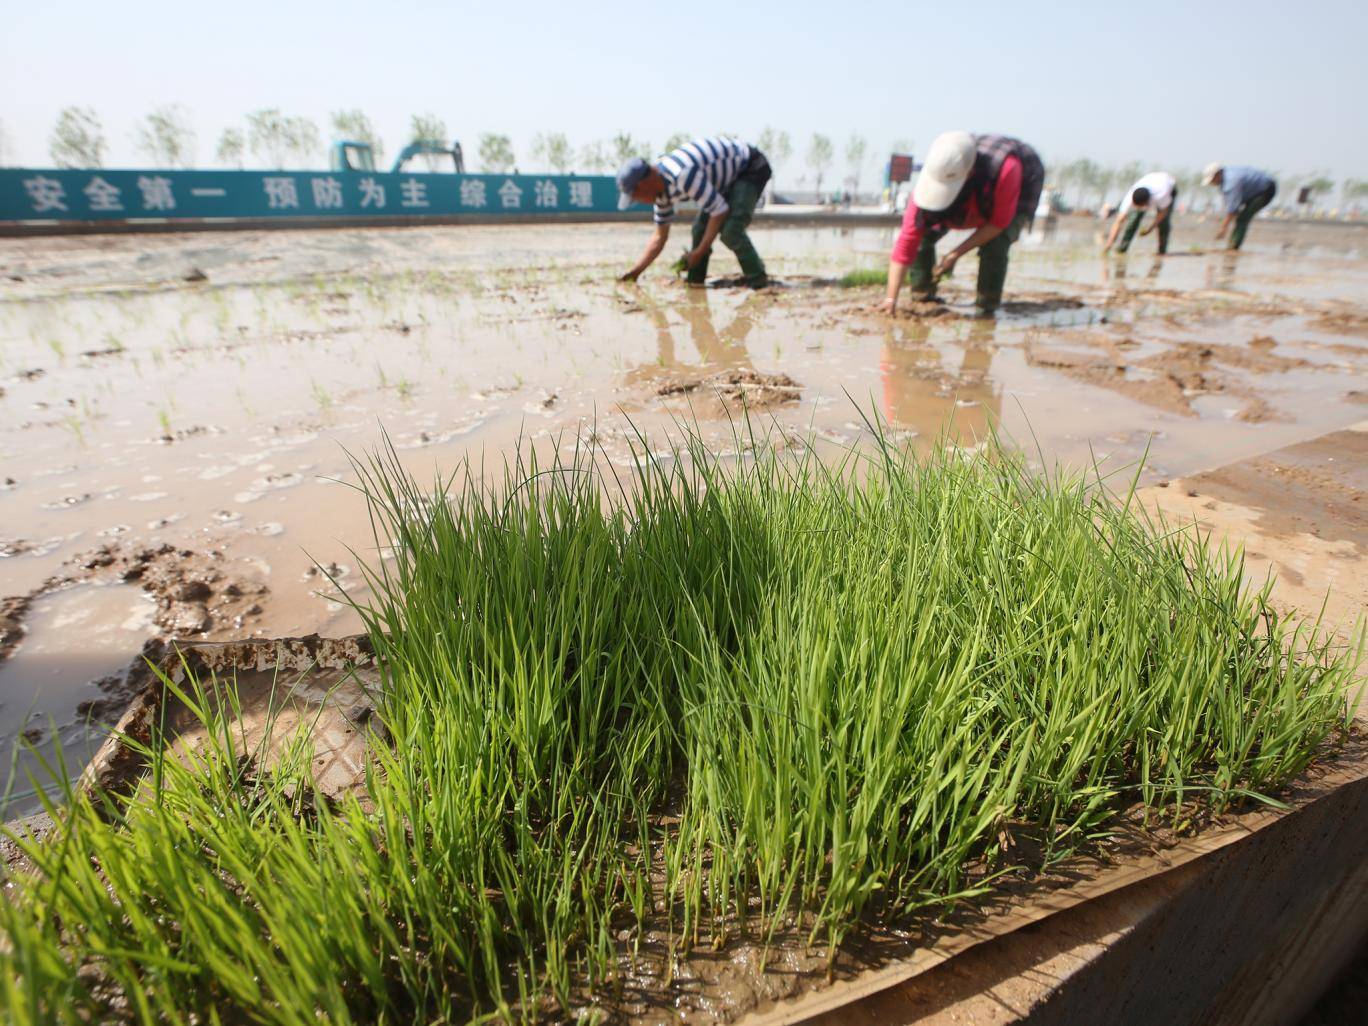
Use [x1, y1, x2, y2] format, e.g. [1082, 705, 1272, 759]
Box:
[617, 136, 771, 289]
[878, 131, 1044, 315]
[1104, 171, 1178, 255]
[1204, 164, 1277, 251]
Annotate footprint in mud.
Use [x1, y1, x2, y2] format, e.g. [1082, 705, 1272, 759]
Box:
[302, 561, 348, 579]
[41, 494, 93, 510]
[235, 470, 306, 504]
[157, 425, 218, 444]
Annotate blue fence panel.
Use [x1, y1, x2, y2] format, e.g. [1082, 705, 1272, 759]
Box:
[0, 169, 624, 221]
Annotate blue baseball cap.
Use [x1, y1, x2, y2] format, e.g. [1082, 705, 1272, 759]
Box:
[616, 157, 651, 209]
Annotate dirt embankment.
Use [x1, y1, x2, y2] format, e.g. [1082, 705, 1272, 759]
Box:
[1027, 333, 1318, 422]
[1140, 422, 1368, 639]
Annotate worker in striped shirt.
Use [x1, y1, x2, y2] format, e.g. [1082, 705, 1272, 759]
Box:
[617, 136, 772, 288]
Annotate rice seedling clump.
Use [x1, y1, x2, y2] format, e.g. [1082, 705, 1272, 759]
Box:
[837, 266, 887, 287]
[2, 426, 1356, 1025]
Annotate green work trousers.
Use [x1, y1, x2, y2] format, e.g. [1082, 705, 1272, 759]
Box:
[688, 177, 767, 285]
[1230, 184, 1276, 250]
[1117, 207, 1172, 254]
[906, 213, 1029, 312]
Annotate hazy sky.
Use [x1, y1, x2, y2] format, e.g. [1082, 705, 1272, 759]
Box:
[2, 0, 1366, 182]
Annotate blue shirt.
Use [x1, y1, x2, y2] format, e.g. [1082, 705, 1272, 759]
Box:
[653, 137, 751, 225]
[1221, 166, 1276, 214]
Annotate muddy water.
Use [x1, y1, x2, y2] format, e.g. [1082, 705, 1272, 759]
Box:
[0, 583, 154, 808]
[1, 217, 1366, 802]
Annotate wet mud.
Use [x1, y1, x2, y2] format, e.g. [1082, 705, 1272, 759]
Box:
[657, 368, 802, 411]
[1, 217, 1366, 804]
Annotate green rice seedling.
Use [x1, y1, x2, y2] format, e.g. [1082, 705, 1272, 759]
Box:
[311, 379, 334, 411]
[838, 267, 886, 287]
[1, 417, 1358, 1025]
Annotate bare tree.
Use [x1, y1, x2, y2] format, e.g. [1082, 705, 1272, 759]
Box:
[662, 132, 691, 154]
[757, 127, 792, 195]
[50, 106, 106, 168]
[478, 133, 516, 173]
[1342, 178, 1368, 212]
[247, 109, 289, 168]
[611, 133, 649, 165]
[1303, 173, 1335, 209]
[215, 128, 245, 168]
[135, 104, 196, 168]
[806, 134, 834, 200]
[410, 113, 449, 170]
[531, 132, 573, 173]
[284, 117, 320, 168]
[579, 141, 611, 174]
[410, 113, 447, 144]
[844, 133, 868, 195]
[0, 119, 10, 166]
[331, 109, 383, 166]
[1116, 161, 1145, 188]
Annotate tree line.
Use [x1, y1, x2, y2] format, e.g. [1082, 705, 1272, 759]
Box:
[8, 108, 875, 192]
[5, 107, 1367, 212]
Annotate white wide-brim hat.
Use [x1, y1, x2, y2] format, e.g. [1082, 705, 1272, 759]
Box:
[1202, 162, 1222, 186]
[914, 130, 977, 212]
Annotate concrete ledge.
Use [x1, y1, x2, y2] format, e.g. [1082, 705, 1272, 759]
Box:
[792, 753, 1368, 1026]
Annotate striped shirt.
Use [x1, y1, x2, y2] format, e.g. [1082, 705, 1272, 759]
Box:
[653, 136, 752, 226]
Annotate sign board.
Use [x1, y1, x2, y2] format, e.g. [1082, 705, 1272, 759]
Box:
[887, 154, 915, 184]
[0, 168, 623, 222]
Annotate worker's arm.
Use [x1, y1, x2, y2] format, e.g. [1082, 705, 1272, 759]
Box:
[1214, 211, 1235, 241]
[934, 222, 1006, 278]
[687, 212, 727, 269]
[877, 259, 910, 314]
[1140, 204, 1170, 236]
[1103, 211, 1126, 251]
[621, 224, 670, 282]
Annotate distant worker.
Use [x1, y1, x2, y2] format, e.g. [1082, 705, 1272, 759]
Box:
[616, 136, 771, 289]
[1103, 171, 1178, 255]
[878, 131, 1044, 316]
[1203, 164, 1277, 250]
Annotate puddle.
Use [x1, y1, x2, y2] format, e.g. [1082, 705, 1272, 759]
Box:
[0, 583, 154, 815]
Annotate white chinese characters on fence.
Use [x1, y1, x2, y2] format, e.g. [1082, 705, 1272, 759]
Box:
[20, 174, 602, 216]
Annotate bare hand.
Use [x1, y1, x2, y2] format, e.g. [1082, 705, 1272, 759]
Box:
[619, 269, 641, 283]
[875, 297, 897, 315]
[933, 251, 960, 279]
[684, 247, 708, 269]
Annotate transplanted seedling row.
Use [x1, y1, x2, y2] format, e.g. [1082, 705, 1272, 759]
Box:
[1, 419, 1358, 1025]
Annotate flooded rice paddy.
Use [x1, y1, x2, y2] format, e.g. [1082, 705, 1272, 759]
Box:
[1, 216, 1366, 807]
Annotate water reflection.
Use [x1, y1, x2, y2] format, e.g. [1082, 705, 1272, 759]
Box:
[627, 289, 761, 386]
[1102, 252, 1165, 288]
[1206, 251, 1241, 290]
[880, 317, 1002, 442]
